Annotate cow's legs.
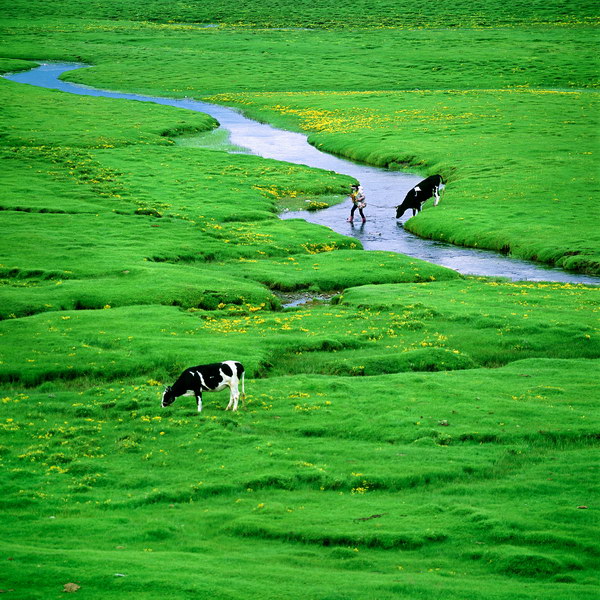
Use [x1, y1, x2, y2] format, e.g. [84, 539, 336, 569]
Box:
[196, 391, 203, 413]
[240, 372, 246, 407]
[226, 382, 240, 411]
[433, 187, 440, 206]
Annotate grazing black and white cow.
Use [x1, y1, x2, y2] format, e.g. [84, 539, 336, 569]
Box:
[396, 175, 444, 219]
[161, 360, 245, 413]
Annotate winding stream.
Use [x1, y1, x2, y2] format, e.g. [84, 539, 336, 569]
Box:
[5, 62, 599, 285]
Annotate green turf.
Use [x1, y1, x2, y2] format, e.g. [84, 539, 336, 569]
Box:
[1, 359, 598, 598]
[1, 0, 598, 28]
[2, 19, 598, 270]
[1, 1, 599, 598]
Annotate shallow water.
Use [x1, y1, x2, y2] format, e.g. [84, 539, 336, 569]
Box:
[6, 62, 599, 285]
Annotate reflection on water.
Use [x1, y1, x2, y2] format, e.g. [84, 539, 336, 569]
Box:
[6, 62, 598, 285]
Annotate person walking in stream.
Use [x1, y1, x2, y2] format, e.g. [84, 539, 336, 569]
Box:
[348, 184, 367, 223]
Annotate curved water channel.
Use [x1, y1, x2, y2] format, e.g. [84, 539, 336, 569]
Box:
[6, 62, 599, 285]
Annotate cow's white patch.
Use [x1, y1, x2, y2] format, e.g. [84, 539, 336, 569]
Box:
[196, 370, 207, 389]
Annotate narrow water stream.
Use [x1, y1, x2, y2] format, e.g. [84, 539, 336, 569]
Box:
[5, 62, 598, 285]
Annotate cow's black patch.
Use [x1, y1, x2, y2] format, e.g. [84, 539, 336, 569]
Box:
[221, 362, 233, 378]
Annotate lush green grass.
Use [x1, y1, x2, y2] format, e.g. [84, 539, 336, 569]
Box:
[203, 86, 600, 274]
[1, 2, 599, 598]
[3, 277, 597, 386]
[2, 20, 597, 271]
[3, 25, 597, 95]
[1, 359, 598, 598]
[0, 77, 217, 147]
[1, 0, 598, 28]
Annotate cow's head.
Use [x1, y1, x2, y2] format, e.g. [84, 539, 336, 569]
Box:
[161, 386, 176, 407]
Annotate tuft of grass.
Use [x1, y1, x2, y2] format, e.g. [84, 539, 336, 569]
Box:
[0, 78, 217, 148]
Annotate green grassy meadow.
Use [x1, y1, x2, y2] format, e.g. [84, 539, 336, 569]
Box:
[205, 87, 600, 273]
[1, 15, 598, 272]
[1, 1, 599, 598]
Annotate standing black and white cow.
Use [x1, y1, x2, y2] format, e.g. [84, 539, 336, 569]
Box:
[161, 360, 245, 412]
[396, 175, 444, 219]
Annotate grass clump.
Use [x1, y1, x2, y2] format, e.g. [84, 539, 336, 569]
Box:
[223, 250, 460, 293]
[0, 78, 217, 148]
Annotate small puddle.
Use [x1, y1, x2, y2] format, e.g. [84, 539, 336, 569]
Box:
[274, 291, 339, 309]
[5, 62, 599, 285]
